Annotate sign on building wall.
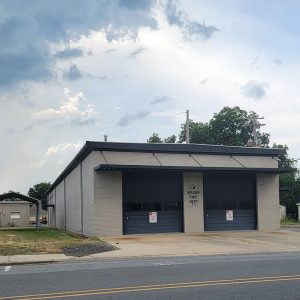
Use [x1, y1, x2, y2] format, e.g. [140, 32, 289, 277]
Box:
[187, 185, 200, 206]
[149, 212, 157, 223]
[226, 210, 233, 221]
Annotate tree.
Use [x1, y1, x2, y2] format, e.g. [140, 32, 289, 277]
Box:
[272, 144, 296, 169]
[179, 121, 212, 144]
[164, 135, 177, 143]
[147, 133, 163, 143]
[28, 182, 51, 209]
[179, 107, 270, 146]
[272, 144, 298, 218]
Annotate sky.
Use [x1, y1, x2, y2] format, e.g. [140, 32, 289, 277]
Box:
[1, 0, 300, 194]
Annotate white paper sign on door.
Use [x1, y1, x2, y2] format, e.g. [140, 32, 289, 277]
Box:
[149, 212, 157, 223]
[226, 210, 233, 221]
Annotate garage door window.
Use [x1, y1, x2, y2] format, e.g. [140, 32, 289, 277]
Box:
[143, 202, 161, 211]
[206, 201, 219, 209]
[239, 200, 255, 209]
[126, 203, 142, 211]
[163, 202, 180, 210]
[221, 200, 238, 210]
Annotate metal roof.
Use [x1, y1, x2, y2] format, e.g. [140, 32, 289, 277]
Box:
[46, 141, 285, 194]
[0, 192, 41, 230]
[0, 192, 40, 206]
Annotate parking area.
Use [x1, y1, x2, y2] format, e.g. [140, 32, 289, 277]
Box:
[97, 229, 300, 258]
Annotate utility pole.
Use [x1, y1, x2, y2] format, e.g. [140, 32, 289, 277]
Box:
[186, 109, 190, 144]
[246, 115, 265, 147]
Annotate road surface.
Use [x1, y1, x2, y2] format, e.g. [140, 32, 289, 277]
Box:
[1, 252, 300, 299]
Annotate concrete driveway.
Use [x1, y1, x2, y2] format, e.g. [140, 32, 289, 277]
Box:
[97, 229, 300, 259]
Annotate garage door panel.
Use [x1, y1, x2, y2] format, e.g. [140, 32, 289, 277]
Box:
[125, 212, 183, 234]
[123, 172, 183, 234]
[204, 174, 256, 231]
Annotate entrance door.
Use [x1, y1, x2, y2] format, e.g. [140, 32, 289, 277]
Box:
[204, 173, 256, 231]
[123, 171, 183, 234]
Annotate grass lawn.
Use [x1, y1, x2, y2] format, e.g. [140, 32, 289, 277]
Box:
[0, 227, 112, 256]
[281, 218, 300, 225]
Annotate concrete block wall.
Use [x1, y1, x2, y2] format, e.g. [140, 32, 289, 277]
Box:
[81, 151, 106, 236]
[0, 202, 30, 227]
[47, 189, 55, 227]
[65, 165, 81, 234]
[94, 171, 123, 236]
[183, 172, 204, 233]
[55, 181, 65, 229]
[256, 173, 280, 231]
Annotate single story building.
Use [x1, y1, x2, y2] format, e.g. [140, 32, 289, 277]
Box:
[46, 141, 289, 236]
[0, 201, 30, 227]
[0, 192, 41, 229]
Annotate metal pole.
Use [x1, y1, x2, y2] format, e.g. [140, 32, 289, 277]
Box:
[186, 109, 190, 144]
[36, 202, 40, 230]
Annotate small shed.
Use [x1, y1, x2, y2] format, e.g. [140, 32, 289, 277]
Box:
[0, 192, 41, 230]
[0, 201, 30, 227]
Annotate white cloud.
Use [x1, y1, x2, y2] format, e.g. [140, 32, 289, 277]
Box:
[32, 88, 99, 127]
[43, 141, 84, 165]
[44, 141, 84, 157]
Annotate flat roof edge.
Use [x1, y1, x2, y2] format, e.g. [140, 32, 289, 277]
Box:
[95, 164, 295, 174]
[46, 141, 285, 194]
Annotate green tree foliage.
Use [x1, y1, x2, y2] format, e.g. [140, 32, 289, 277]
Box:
[28, 182, 51, 209]
[179, 122, 211, 144]
[279, 174, 300, 218]
[272, 144, 296, 168]
[179, 107, 270, 146]
[209, 106, 250, 146]
[164, 135, 177, 143]
[147, 133, 163, 143]
[272, 144, 298, 218]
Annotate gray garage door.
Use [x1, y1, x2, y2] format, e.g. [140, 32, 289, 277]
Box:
[123, 171, 183, 234]
[204, 173, 257, 231]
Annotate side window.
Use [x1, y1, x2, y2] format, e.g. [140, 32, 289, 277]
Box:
[10, 212, 21, 219]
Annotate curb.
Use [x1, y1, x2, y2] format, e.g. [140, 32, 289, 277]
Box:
[0, 260, 64, 266]
[2, 250, 300, 266]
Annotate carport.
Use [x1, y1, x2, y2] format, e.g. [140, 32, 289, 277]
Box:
[0, 192, 41, 230]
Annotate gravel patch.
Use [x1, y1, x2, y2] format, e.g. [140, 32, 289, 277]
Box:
[63, 242, 117, 257]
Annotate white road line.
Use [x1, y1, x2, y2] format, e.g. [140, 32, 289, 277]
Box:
[4, 266, 11, 272]
[154, 262, 184, 266]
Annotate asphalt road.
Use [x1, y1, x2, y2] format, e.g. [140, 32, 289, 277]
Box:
[1, 252, 300, 299]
